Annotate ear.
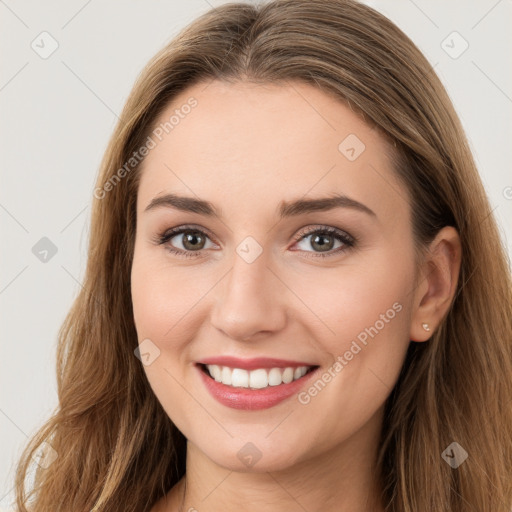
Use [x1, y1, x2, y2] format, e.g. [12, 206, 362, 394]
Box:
[410, 226, 462, 342]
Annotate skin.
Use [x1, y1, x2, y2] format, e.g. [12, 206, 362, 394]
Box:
[130, 80, 461, 512]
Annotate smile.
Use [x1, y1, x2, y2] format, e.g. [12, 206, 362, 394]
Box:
[202, 364, 315, 389]
[196, 358, 321, 410]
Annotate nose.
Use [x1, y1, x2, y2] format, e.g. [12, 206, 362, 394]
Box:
[210, 251, 287, 342]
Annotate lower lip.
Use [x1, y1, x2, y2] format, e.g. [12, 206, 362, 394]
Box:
[197, 365, 319, 410]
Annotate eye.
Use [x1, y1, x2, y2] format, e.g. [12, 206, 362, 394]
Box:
[155, 224, 216, 259]
[154, 224, 356, 259]
[291, 225, 355, 258]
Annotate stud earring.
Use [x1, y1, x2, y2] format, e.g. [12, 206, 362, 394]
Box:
[422, 323, 430, 332]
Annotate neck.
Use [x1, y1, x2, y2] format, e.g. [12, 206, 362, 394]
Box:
[173, 408, 386, 512]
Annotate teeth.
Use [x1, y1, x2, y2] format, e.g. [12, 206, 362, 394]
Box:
[211, 365, 222, 382]
[294, 367, 304, 380]
[221, 366, 232, 385]
[249, 368, 268, 389]
[268, 368, 282, 386]
[231, 368, 249, 387]
[205, 364, 312, 389]
[282, 367, 294, 384]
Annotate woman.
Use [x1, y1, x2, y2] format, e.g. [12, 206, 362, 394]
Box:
[13, 0, 512, 510]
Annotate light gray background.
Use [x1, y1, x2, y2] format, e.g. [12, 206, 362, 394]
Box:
[1, 0, 511, 509]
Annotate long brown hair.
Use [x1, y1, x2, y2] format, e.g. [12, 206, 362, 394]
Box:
[13, 0, 512, 510]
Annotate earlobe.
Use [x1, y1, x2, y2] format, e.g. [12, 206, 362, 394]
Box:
[409, 226, 462, 342]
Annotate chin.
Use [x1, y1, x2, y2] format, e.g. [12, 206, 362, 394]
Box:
[197, 438, 307, 474]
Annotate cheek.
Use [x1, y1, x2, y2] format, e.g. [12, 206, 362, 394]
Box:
[130, 251, 190, 391]
[131, 249, 208, 341]
[131, 251, 206, 433]
[292, 248, 414, 352]
[289, 247, 414, 441]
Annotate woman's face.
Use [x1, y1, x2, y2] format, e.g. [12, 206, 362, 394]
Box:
[131, 80, 420, 472]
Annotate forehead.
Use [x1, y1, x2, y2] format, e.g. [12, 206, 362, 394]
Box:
[136, 80, 408, 224]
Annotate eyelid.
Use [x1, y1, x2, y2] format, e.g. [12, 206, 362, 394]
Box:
[155, 224, 219, 252]
[292, 224, 355, 244]
[157, 224, 218, 244]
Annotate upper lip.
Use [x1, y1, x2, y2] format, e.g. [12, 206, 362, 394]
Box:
[197, 356, 318, 370]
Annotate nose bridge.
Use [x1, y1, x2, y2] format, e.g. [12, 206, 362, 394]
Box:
[210, 244, 286, 340]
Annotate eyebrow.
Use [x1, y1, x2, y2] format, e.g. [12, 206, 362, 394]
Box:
[144, 192, 376, 218]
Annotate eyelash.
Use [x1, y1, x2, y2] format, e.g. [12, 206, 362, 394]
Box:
[154, 224, 356, 259]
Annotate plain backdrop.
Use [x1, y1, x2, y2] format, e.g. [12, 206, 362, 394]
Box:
[1, 0, 511, 509]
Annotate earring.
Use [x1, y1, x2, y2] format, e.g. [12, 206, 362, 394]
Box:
[422, 323, 430, 332]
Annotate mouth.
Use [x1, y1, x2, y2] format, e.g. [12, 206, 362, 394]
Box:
[195, 356, 321, 410]
[197, 363, 319, 389]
